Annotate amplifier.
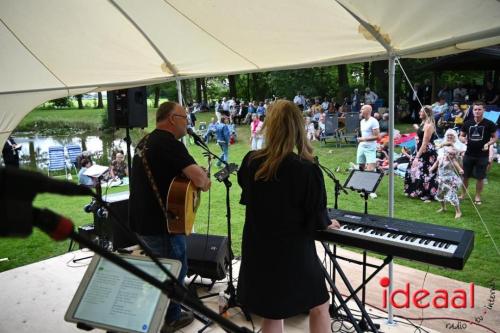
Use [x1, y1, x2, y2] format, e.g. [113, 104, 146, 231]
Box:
[186, 233, 230, 281]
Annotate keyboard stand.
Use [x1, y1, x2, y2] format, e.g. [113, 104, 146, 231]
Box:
[320, 241, 393, 332]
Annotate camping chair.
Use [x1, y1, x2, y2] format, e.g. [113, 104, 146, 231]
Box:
[337, 112, 359, 146]
[47, 146, 69, 178]
[320, 114, 339, 146]
[66, 144, 82, 174]
[197, 121, 207, 137]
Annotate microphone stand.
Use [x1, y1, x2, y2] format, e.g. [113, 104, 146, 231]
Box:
[314, 158, 348, 319]
[190, 139, 251, 331]
[315, 159, 348, 210]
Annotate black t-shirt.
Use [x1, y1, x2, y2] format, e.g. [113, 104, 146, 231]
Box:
[129, 129, 196, 235]
[461, 118, 496, 157]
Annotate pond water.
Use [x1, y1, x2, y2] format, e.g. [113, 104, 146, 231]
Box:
[12, 131, 135, 171]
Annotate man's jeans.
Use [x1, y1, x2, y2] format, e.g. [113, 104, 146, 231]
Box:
[141, 234, 187, 322]
[217, 141, 229, 166]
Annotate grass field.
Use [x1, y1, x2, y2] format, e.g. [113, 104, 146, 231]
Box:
[1, 107, 499, 288]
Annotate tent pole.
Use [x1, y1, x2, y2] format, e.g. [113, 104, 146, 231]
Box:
[387, 54, 396, 326]
[176, 79, 183, 106]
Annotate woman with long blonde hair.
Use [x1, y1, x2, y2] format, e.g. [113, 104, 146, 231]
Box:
[404, 105, 438, 201]
[236, 100, 339, 333]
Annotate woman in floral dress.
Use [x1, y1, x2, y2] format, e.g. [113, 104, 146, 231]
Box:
[404, 106, 438, 201]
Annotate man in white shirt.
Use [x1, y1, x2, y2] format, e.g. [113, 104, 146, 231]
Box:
[357, 105, 380, 171]
[293, 91, 306, 110]
[364, 87, 378, 108]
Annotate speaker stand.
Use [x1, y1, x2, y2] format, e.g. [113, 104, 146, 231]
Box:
[124, 127, 133, 179]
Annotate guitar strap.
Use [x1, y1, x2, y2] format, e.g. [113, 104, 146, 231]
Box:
[137, 133, 173, 234]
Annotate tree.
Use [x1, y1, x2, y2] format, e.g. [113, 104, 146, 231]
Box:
[154, 85, 160, 108]
[337, 64, 350, 100]
[196, 78, 202, 103]
[97, 92, 104, 108]
[75, 95, 84, 109]
[228, 74, 237, 98]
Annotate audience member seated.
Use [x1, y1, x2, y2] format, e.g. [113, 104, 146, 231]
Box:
[449, 103, 464, 129]
[432, 97, 449, 122]
[75, 151, 92, 169]
[110, 152, 128, 179]
[78, 158, 95, 187]
[378, 113, 389, 136]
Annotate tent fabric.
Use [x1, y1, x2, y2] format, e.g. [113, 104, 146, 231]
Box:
[1, 0, 500, 143]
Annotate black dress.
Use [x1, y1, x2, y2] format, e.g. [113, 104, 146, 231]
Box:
[236, 151, 330, 319]
[404, 125, 438, 200]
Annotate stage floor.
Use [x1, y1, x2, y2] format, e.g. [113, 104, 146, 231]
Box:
[0, 245, 497, 333]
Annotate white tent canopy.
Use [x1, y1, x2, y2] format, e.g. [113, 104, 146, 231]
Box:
[1, 0, 500, 142]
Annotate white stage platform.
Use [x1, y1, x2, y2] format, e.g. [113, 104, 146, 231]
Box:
[0, 246, 497, 333]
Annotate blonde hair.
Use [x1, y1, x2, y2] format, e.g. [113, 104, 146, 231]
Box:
[250, 100, 313, 181]
[421, 105, 434, 125]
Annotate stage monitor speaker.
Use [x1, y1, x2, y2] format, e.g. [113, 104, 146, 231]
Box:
[186, 233, 230, 281]
[93, 192, 135, 250]
[107, 87, 148, 128]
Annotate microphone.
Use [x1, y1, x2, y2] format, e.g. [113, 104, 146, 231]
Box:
[33, 208, 74, 241]
[0, 167, 94, 202]
[187, 127, 208, 149]
[0, 197, 74, 240]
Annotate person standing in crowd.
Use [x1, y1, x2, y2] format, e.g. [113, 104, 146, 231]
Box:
[129, 102, 211, 333]
[321, 97, 329, 113]
[351, 88, 361, 113]
[453, 82, 467, 104]
[2, 136, 22, 167]
[404, 106, 438, 202]
[430, 146, 464, 219]
[408, 82, 422, 121]
[215, 116, 230, 167]
[250, 113, 264, 150]
[483, 81, 499, 106]
[459, 101, 497, 205]
[356, 105, 380, 171]
[236, 99, 340, 333]
[293, 91, 306, 111]
[422, 79, 432, 105]
[364, 87, 378, 110]
[438, 83, 453, 106]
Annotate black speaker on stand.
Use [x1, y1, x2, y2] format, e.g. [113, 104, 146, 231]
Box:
[107, 86, 148, 181]
[107, 87, 148, 129]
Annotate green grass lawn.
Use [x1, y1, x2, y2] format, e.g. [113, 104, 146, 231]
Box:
[1, 108, 499, 288]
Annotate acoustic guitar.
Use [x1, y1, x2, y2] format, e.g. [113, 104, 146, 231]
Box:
[166, 175, 201, 235]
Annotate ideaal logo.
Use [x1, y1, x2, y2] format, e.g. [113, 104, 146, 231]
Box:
[379, 277, 475, 309]
[379, 277, 496, 331]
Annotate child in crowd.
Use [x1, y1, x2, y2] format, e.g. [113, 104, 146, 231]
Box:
[305, 117, 316, 141]
[249, 113, 264, 150]
[430, 147, 463, 219]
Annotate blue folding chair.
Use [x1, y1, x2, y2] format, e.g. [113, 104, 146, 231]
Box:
[47, 146, 69, 177]
[66, 144, 82, 174]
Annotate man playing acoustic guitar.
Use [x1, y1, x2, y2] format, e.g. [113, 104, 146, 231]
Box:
[130, 101, 211, 333]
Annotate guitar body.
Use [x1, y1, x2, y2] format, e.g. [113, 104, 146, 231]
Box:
[166, 176, 201, 235]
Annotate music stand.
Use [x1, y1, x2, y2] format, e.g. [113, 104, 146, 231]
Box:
[344, 170, 383, 214]
[344, 170, 384, 331]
